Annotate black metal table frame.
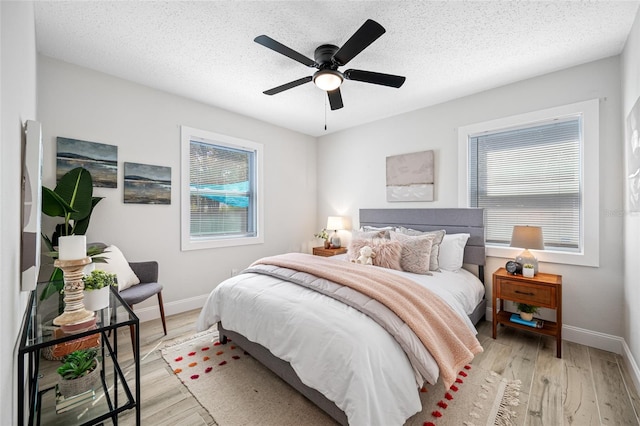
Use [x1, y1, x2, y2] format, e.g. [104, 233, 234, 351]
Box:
[17, 287, 140, 426]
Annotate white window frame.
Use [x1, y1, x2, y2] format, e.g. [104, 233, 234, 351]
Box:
[180, 126, 264, 251]
[458, 99, 599, 267]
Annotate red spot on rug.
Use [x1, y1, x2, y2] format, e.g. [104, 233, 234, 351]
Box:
[450, 384, 458, 392]
[173, 368, 182, 374]
[205, 367, 213, 373]
[455, 378, 463, 383]
[188, 351, 196, 357]
[218, 360, 227, 366]
[444, 392, 453, 400]
[437, 400, 448, 409]
[203, 356, 210, 361]
[420, 386, 427, 393]
[174, 356, 183, 362]
[232, 355, 240, 360]
[424, 422, 436, 426]
[201, 346, 210, 351]
[190, 374, 199, 380]
[216, 351, 224, 356]
[431, 410, 442, 418]
[188, 362, 197, 367]
[230, 345, 236, 350]
[214, 341, 221, 346]
[464, 365, 471, 370]
[459, 371, 467, 377]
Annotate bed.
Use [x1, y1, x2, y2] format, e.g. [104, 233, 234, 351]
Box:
[196, 208, 486, 426]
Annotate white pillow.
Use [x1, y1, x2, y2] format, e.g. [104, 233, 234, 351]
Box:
[438, 233, 470, 271]
[94, 245, 140, 291]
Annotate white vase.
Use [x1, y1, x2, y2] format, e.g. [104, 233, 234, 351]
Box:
[83, 286, 110, 311]
[523, 268, 534, 278]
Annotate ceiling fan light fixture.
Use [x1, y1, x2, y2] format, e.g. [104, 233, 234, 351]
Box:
[313, 69, 343, 91]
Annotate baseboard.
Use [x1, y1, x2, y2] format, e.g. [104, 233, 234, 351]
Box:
[622, 340, 640, 398]
[116, 293, 209, 323]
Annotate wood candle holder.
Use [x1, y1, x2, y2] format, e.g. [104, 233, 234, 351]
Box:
[52, 257, 95, 327]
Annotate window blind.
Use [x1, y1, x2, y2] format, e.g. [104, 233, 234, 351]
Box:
[189, 140, 256, 239]
[469, 118, 582, 250]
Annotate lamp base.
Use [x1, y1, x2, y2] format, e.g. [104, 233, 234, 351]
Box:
[516, 249, 539, 274]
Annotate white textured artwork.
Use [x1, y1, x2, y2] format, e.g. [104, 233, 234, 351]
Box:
[386, 150, 434, 202]
[627, 97, 640, 212]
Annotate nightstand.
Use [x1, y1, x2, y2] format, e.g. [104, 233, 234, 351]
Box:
[312, 246, 347, 257]
[492, 267, 563, 358]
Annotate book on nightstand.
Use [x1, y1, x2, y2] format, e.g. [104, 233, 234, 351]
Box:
[510, 313, 544, 328]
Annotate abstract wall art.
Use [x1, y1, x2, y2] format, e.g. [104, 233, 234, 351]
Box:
[386, 150, 434, 202]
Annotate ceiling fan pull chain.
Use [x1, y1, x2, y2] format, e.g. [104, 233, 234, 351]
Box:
[324, 96, 327, 131]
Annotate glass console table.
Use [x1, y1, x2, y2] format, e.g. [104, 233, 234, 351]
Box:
[18, 282, 140, 425]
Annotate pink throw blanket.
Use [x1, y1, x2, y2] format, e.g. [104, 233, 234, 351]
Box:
[251, 253, 483, 389]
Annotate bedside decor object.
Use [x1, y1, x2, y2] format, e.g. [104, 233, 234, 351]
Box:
[505, 260, 522, 275]
[326, 216, 344, 248]
[516, 302, 538, 321]
[510, 225, 544, 274]
[522, 263, 534, 278]
[313, 228, 330, 248]
[53, 235, 95, 328]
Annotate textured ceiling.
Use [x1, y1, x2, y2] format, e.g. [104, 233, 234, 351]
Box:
[34, 1, 639, 137]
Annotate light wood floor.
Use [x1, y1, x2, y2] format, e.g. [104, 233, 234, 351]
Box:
[39, 310, 640, 425]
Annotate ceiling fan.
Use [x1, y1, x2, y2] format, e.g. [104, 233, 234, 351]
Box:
[254, 19, 406, 111]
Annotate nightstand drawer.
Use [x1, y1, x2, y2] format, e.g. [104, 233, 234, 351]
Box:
[499, 280, 555, 307]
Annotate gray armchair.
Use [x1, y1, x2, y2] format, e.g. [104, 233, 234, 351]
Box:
[121, 261, 167, 355]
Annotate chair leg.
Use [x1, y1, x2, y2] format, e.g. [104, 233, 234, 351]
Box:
[129, 304, 136, 357]
[157, 291, 167, 336]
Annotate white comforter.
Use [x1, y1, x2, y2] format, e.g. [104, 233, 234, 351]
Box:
[196, 261, 484, 426]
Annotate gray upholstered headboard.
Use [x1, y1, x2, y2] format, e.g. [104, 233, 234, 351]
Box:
[359, 208, 486, 267]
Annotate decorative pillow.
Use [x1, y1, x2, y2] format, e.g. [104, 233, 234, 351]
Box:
[351, 229, 388, 240]
[439, 233, 470, 271]
[348, 238, 403, 271]
[361, 225, 394, 238]
[93, 245, 140, 291]
[395, 228, 446, 272]
[390, 231, 433, 275]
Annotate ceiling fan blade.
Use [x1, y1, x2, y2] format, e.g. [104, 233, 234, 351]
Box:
[254, 35, 315, 67]
[332, 19, 386, 66]
[327, 88, 343, 110]
[263, 76, 313, 95]
[344, 69, 406, 88]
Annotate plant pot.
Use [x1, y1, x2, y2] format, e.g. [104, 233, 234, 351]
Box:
[523, 268, 534, 278]
[324, 240, 331, 249]
[57, 360, 101, 398]
[83, 286, 110, 311]
[520, 312, 534, 321]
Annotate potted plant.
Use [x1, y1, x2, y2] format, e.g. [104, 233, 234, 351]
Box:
[82, 270, 117, 311]
[40, 167, 105, 302]
[522, 263, 535, 278]
[56, 348, 101, 398]
[314, 228, 330, 248]
[517, 303, 539, 321]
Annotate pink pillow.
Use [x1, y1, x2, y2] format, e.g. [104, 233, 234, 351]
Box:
[349, 238, 402, 271]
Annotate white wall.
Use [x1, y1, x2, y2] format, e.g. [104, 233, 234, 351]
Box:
[621, 8, 640, 391]
[37, 56, 317, 319]
[0, 1, 37, 423]
[318, 57, 625, 342]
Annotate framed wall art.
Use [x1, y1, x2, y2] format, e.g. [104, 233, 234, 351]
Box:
[386, 150, 434, 202]
[57, 137, 118, 188]
[123, 162, 171, 205]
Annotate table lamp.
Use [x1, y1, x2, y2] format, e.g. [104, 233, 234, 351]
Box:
[326, 216, 344, 248]
[510, 225, 544, 274]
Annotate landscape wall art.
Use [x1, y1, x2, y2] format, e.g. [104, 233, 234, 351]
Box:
[123, 162, 171, 204]
[56, 137, 118, 188]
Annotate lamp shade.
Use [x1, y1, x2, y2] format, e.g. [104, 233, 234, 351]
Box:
[510, 226, 544, 250]
[326, 216, 344, 231]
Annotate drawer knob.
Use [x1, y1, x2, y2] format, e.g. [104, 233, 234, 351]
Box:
[515, 290, 535, 296]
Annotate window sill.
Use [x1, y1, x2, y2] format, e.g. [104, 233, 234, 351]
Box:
[486, 245, 599, 268]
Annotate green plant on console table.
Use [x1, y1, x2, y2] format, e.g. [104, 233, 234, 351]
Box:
[40, 167, 105, 301]
[516, 303, 539, 314]
[82, 270, 117, 290]
[56, 348, 99, 380]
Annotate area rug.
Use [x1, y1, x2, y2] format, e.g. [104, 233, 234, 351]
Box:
[161, 331, 521, 426]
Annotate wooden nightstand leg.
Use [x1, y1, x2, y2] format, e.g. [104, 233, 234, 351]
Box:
[492, 298, 497, 339]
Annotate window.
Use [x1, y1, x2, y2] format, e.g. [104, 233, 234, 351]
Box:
[458, 100, 599, 267]
[181, 126, 263, 250]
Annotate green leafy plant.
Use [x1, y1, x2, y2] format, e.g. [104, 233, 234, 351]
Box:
[523, 264, 534, 269]
[40, 167, 105, 300]
[83, 269, 116, 290]
[314, 229, 329, 240]
[56, 348, 99, 380]
[516, 303, 539, 314]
